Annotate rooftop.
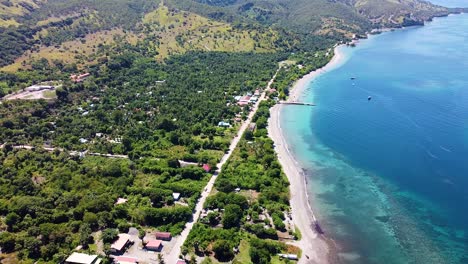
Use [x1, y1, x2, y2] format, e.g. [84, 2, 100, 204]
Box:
[65, 252, 100, 264]
[113, 256, 138, 264]
[146, 240, 162, 248]
[111, 234, 131, 251]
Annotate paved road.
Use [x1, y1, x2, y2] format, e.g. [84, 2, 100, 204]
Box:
[164, 69, 279, 264]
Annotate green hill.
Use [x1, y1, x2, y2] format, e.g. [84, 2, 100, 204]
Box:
[0, 0, 456, 69]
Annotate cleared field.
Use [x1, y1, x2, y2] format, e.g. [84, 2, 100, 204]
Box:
[3, 88, 57, 101]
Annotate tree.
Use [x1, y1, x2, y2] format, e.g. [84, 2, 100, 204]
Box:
[0, 232, 16, 252]
[212, 240, 234, 261]
[79, 223, 92, 246]
[207, 212, 219, 226]
[216, 178, 234, 193]
[102, 228, 119, 243]
[83, 212, 98, 228]
[5, 212, 20, 231]
[167, 158, 181, 168]
[222, 204, 242, 229]
[56, 87, 69, 102]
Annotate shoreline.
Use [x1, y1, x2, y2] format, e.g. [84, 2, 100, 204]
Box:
[268, 46, 346, 264]
[288, 46, 346, 103]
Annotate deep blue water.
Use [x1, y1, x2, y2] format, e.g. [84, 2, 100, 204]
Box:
[281, 14, 468, 264]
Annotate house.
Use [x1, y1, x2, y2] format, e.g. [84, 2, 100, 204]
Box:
[249, 96, 258, 103]
[278, 254, 298, 260]
[267, 88, 277, 94]
[172, 192, 181, 201]
[239, 95, 251, 103]
[248, 123, 256, 132]
[234, 188, 241, 193]
[79, 138, 88, 144]
[218, 121, 230, 127]
[254, 89, 260, 96]
[115, 198, 128, 205]
[176, 260, 187, 264]
[145, 240, 163, 251]
[65, 252, 101, 264]
[113, 256, 138, 264]
[155, 232, 172, 241]
[71, 73, 91, 83]
[237, 101, 249, 106]
[234, 95, 241, 101]
[111, 234, 132, 254]
[202, 164, 211, 172]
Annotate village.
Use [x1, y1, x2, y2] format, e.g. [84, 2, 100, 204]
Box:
[1, 66, 301, 264]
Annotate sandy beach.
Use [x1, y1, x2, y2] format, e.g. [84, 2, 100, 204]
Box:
[288, 46, 345, 103]
[268, 46, 345, 264]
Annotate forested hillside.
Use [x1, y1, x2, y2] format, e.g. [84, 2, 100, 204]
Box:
[0, 0, 454, 70]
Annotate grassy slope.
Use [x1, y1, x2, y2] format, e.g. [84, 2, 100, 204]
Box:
[143, 4, 279, 60]
[1, 2, 282, 71]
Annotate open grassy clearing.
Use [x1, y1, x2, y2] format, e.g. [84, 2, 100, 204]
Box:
[0, 18, 20, 27]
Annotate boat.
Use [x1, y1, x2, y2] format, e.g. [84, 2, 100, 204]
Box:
[368, 96, 372, 101]
[350, 77, 356, 80]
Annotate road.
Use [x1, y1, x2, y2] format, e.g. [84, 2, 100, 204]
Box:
[0, 144, 128, 159]
[164, 69, 279, 264]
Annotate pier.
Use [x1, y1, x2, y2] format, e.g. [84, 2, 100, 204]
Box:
[279, 101, 316, 106]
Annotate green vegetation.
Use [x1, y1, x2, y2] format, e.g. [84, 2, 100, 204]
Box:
[0, 149, 200, 262]
[183, 99, 299, 262]
[0, 49, 287, 262]
[0, 0, 456, 263]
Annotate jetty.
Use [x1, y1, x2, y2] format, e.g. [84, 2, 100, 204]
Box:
[279, 101, 316, 106]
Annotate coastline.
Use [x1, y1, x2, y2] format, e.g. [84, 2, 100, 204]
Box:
[288, 46, 345, 103]
[268, 46, 346, 264]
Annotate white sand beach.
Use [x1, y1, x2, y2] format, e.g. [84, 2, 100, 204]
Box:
[288, 46, 345, 103]
[268, 46, 345, 264]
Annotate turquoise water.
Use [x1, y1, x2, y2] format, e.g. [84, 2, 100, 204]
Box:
[281, 14, 468, 264]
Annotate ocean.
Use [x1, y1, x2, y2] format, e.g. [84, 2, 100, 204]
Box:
[280, 13, 468, 264]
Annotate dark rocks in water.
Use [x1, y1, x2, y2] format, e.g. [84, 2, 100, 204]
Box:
[314, 220, 325, 234]
[375, 215, 390, 223]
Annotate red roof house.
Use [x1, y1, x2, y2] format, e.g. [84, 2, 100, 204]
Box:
[176, 260, 186, 264]
[202, 164, 211, 172]
[113, 256, 138, 264]
[155, 232, 172, 241]
[145, 240, 162, 251]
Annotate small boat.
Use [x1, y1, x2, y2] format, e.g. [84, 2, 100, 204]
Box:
[350, 77, 356, 80]
[368, 96, 372, 101]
